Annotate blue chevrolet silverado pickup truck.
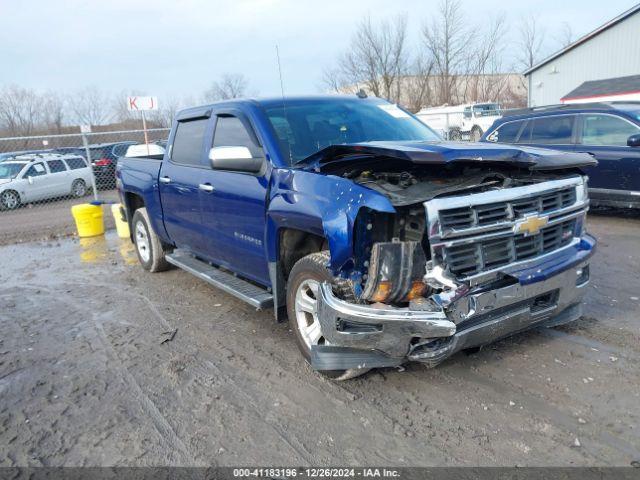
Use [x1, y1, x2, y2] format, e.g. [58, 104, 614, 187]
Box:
[117, 95, 597, 379]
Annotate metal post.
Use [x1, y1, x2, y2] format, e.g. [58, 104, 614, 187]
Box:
[81, 132, 99, 201]
[142, 110, 150, 156]
[445, 112, 450, 140]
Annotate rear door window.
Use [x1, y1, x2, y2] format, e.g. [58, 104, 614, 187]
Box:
[487, 120, 524, 143]
[47, 159, 67, 173]
[581, 114, 640, 146]
[65, 157, 88, 170]
[171, 118, 208, 166]
[528, 115, 576, 144]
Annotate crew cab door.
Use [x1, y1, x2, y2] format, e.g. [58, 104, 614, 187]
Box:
[198, 111, 270, 286]
[576, 113, 640, 192]
[21, 162, 49, 201]
[158, 115, 210, 253]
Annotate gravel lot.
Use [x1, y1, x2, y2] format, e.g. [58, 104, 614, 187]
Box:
[0, 210, 639, 467]
[0, 190, 118, 246]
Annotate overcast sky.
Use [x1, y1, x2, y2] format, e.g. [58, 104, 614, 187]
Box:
[0, 0, 637, 101]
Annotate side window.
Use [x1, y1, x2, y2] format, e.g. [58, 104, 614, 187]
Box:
[171, 118, 208, 166]
[24, 163, 46, 177]
[213, 116, 261, 157]
[581, 114, 640, 146]
[529, 115, 575, 144]
[487, 120, 524, 143]
[47, 159, 67, 173]
[65, 157, 88, 170]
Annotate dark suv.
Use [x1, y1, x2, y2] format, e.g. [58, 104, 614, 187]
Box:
[56, 142, 137, 189]
[481, 102, 640, 208]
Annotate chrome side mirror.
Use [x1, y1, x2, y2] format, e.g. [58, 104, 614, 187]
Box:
[208, 146, 264, 173]
[27, 176, 33, 185]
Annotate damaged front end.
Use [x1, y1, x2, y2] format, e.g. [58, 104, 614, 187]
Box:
[311, 171, 596, 372]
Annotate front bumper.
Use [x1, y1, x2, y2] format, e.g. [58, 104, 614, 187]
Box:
[312, 235, 595, 371]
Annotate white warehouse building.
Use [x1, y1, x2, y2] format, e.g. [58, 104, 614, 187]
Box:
[524, 4, 640, 106]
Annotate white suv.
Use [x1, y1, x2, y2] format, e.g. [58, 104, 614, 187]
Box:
[0, 153, 93, 210]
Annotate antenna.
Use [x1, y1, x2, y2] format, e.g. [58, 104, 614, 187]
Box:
[275, 44, 293, 164]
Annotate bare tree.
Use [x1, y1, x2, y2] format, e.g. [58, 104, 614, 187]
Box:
[517, 14, 545, 70]
[42, 92, 66, 134]
[556, 22, 574, 48]
[204, 73, 249, 102]
[0, 85, 43, 137]
[463, 14, 509, 102]
[324, 14, 409, 103]
[403, 55, 435, 112]
[67, 86, 113, 126]
[422, 0, 468, 104]
[150, 95, 183, 128]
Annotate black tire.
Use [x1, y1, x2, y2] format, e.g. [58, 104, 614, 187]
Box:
[71, 179, 87, 198]
[286, 252, 361, 380]
[471, 126, 483, 142]
[0, 190, 21, 210]
[131, 207, 170, 272]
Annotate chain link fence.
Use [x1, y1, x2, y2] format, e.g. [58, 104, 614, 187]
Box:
[0, 128, 169, 245]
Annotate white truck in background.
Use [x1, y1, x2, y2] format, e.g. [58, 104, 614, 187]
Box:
[416, 102, 502, 141]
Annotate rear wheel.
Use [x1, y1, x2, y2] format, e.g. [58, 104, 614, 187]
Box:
[0, 190, 21, 210]
[71, 179, 87, 198]
[286, 252, 368, 380]
[132, 207, 169, 272]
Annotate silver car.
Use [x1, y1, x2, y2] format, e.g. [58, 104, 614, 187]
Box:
[0, 154, 93, 210]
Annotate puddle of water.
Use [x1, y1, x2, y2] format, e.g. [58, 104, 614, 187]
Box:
[118, 239, 138, 265]
[76, 232, 138, 265]
[78, 236, 109, 263]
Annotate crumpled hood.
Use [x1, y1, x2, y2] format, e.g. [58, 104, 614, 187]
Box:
[298, 141, 597, 171]
[0, 178, 13, 186]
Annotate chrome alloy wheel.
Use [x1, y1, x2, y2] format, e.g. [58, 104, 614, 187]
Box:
[294, 278, 324, 349]
[135, 220, 151, 263]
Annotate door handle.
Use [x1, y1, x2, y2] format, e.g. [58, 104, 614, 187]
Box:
[199, 183, 215, 192]
[159, 176, 171, 184]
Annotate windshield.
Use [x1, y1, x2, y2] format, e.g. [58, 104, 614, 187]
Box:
[262, 99, 441, 165]
[0, 163, 25, 179]
[473, 104, 501, 116]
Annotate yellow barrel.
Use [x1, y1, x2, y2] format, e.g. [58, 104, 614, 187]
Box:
[111, 203, 130, 239]
[71, 204, 104, 238]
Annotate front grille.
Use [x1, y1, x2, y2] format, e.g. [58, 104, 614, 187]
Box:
[444, 219, 576, 277]
[439, 186, 576, 231]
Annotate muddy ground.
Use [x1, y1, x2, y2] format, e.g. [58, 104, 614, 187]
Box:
[0, 190, 118, 246]
[0, 210, 639, 467]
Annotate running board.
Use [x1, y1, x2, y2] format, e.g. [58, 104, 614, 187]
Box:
[165, 250, 273, 310]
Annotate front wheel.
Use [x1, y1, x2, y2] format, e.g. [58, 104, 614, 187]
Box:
[286, 252, 368, 380]
[131, 207, 170, 272]
[0, 190, 21, 210]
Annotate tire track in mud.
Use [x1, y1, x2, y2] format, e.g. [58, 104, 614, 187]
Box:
[12, 280, 320, 465]
[9, 284, 197, 466]
[422, 355, 640, 463]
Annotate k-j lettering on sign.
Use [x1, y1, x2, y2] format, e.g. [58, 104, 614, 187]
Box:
[127, 96, 158, 111]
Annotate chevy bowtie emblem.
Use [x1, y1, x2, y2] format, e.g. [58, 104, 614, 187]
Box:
[514, 214, 549, 235]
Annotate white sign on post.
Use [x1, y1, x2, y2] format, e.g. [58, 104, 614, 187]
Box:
[127, 96, 158, 111]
